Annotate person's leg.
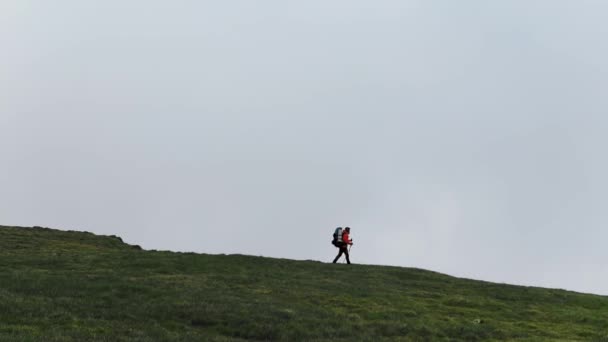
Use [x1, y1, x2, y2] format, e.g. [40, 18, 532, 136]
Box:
[344, 248, 351, 264]
[333, 248, 344, 263]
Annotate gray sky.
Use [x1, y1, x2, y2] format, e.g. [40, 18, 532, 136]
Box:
[2, 1, 608, 294]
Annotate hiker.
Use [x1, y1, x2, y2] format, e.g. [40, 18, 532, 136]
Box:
[332, 227, 353, 264]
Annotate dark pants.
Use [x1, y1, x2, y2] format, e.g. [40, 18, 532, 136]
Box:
[333, 244, 350, 264]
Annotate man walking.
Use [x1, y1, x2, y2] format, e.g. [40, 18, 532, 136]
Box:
[333, 227, 353, 264]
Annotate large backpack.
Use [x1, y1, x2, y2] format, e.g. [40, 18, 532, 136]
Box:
[331, 227, 343, 246]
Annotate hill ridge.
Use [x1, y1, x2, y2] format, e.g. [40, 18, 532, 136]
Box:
[1, 224, 607, 341]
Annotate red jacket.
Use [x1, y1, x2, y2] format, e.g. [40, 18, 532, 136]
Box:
[342, 231, 352, 245]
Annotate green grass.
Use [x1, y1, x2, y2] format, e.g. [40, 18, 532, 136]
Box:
[1, 225, 608, 341]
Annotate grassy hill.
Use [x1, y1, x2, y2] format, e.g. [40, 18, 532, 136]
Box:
[1, 225, 608, 341]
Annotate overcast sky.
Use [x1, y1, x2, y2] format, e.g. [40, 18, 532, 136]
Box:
[2, 1, 608, 295]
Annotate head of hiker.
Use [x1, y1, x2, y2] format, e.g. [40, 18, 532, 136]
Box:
[332, 226, 353, 264]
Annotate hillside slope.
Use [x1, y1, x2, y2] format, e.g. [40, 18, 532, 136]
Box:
[1, 225, 607, 341]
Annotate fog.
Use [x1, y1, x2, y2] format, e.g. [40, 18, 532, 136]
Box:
[2, 1, 608, 294]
